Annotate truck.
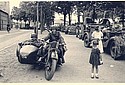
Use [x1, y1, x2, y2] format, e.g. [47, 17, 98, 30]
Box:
[83, 18, 125, 60]
[75, 17, 95, 40]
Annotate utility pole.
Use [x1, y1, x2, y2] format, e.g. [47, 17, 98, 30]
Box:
[36, 2, 39, 37]
[40, 5, 43, 34]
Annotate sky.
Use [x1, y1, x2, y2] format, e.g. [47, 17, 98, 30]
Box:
[9, 0, 20, 14]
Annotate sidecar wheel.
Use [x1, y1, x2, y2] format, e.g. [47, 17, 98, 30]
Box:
[45, 59, 57, 81]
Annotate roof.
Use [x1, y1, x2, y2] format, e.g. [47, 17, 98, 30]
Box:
[0, 9, 8, 15]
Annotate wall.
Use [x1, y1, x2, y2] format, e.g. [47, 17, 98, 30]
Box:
[0, 10, 9, 30]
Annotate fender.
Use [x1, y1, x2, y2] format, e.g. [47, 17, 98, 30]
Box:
[46, 50, 58, 63]
[83, 32, 90, 40]
[51, 51, 58, 60]
[105, 36, 122, 48]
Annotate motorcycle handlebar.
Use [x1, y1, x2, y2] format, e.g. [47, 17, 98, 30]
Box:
[40, 39, 66, 47]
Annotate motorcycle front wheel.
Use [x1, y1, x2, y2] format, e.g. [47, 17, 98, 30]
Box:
[45, 59, 57, 81]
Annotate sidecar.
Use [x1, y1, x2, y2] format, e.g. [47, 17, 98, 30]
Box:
[16, 43, 39, 64]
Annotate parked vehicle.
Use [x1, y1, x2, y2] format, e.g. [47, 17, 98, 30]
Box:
[102, 20, 125, 60]
[16, 33, 65, 81]
[59, 24, 65, 32]
[83, 18, 114, 47]
[83, 18, 125, 60]
[83, 23, 99, 47]
[75, 23, 84, 39]
[99, 18, 114, 27]
[65, 25, 76, 35]
[75, 17, 96, 40]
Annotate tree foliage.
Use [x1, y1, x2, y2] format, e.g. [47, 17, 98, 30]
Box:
[11, 1, 54, 27]
[52, 1, 75, 26]
[11, 1, 125, 27]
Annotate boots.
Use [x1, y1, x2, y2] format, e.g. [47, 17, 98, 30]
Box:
[61, 56, 65, 63]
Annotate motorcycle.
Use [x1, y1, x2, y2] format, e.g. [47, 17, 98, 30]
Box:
[16, 36, 66, 81]
[44, 41, 62, 80]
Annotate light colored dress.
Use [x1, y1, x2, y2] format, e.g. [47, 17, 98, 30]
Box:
[92, 31, 104, 53]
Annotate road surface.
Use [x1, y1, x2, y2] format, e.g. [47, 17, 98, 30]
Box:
[0, 29, 125, 83]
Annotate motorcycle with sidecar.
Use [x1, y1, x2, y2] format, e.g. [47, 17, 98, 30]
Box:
[16, 33, 66, 81]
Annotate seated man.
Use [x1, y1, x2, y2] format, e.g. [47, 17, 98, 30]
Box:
[19, 33, 42, 48]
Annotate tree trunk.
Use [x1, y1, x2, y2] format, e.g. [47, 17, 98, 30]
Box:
[25, 21, 26, 28]
[104, 11, 106, 18]
[77, 9, 80, 25]
[29, 20, 30, 26]
[82, 12, 84, 24]
[28, 20, 31, 29]
[64, 14, 67, 26]
[122, 10, 124, 27]
[68, 12, 71, 25]
[17, 20, 19, 29]
[20, 20, 22, 29]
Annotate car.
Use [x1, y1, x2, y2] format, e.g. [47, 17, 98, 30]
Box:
[65, 25, 76, 35]
[75, 17, 96, 40]
[75, 24, 84, 39]
[99, 18, 114, 27]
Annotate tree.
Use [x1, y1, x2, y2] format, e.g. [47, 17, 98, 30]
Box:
[39, 1, 55, 27]
[11, 1, 55, 28]
[52, 1, 75, 26]
[19, 1, 35, 26]
[11, 6, 20, 21]
[74, 1, 91, 24]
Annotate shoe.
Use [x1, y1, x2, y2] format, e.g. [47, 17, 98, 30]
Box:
[0, 73, 3, 77]
[95, 74, 99, 79]
[57, 62, 62, 66]
[62, 59, 65, 63]
[91, 73, 94, 79]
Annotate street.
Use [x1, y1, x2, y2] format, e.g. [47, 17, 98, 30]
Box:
[0, 29, 125, 83]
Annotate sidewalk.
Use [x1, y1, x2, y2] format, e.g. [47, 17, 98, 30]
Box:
[0, 28, 20, 35]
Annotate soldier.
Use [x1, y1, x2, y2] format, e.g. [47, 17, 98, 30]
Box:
[43, 27, 67, 64]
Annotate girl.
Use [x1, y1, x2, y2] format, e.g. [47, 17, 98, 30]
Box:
[89, 40, 102, 79]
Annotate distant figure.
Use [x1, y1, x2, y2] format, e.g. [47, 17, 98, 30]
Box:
[7, 24, 11, 33]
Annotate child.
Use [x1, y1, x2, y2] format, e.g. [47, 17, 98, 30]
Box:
[89, 40, 102, 79]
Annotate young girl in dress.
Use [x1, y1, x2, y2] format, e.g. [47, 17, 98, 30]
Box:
[89, 40, 102, 79]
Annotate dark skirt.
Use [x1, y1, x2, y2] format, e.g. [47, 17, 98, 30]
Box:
[89, 48, 100, 66]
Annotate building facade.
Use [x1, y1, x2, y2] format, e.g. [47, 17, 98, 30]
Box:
[0, 1, 9, 30]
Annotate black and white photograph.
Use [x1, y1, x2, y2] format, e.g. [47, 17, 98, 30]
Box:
[0, 0, 125, 83]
